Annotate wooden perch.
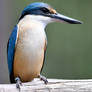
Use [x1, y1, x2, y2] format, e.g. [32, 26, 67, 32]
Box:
[0, 78, 92, 92]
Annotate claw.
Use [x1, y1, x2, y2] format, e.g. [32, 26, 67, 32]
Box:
[38, 75, 48, 84]
[15, 77, 22, 90]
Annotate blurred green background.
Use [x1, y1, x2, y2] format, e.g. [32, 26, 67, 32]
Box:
[0, 0, 92, 83]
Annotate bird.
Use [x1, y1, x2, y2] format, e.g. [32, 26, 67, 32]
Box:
[7, 2, 82, 88]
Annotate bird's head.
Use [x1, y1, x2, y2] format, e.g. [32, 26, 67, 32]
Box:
[19, 2, 82, 26]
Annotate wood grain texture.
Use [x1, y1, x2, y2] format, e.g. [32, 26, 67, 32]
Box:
[0, 78, 92, 92]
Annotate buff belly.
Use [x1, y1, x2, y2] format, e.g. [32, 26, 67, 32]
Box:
[14, 47, 44, 82]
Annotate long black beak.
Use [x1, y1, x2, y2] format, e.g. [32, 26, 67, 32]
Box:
[51, 13, 82, 24]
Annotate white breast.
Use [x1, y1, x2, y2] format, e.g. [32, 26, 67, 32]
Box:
[14, 15, 47, 82]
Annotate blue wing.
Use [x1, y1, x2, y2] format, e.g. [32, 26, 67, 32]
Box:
[7, 25, 18, 82]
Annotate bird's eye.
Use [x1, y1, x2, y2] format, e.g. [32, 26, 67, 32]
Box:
[40, 8, 50, 14]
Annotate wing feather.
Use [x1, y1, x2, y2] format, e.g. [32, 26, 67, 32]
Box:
[40, 38, 47, 73]
[7, 25, 18, 83]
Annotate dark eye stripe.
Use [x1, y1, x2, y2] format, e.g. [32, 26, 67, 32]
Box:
[40, 7, 50, 14]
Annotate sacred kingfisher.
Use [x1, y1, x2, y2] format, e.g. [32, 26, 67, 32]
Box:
[7, 2, 82, 88]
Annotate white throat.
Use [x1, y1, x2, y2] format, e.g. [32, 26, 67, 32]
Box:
[18, 15, 53, 30]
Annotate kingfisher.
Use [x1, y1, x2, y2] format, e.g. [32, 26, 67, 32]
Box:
[7, 2, 82, 88]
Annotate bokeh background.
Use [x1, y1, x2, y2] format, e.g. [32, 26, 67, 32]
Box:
[0, 0, 91, 83]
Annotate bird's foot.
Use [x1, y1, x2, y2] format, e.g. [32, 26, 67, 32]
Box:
[15, 77, 22, 90]
[38, 75, 48, 84]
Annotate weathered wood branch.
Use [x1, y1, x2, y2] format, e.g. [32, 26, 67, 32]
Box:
[0, 78, 92, 92]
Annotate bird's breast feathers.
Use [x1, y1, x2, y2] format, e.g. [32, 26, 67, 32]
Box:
[13, 16, 47, 81]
